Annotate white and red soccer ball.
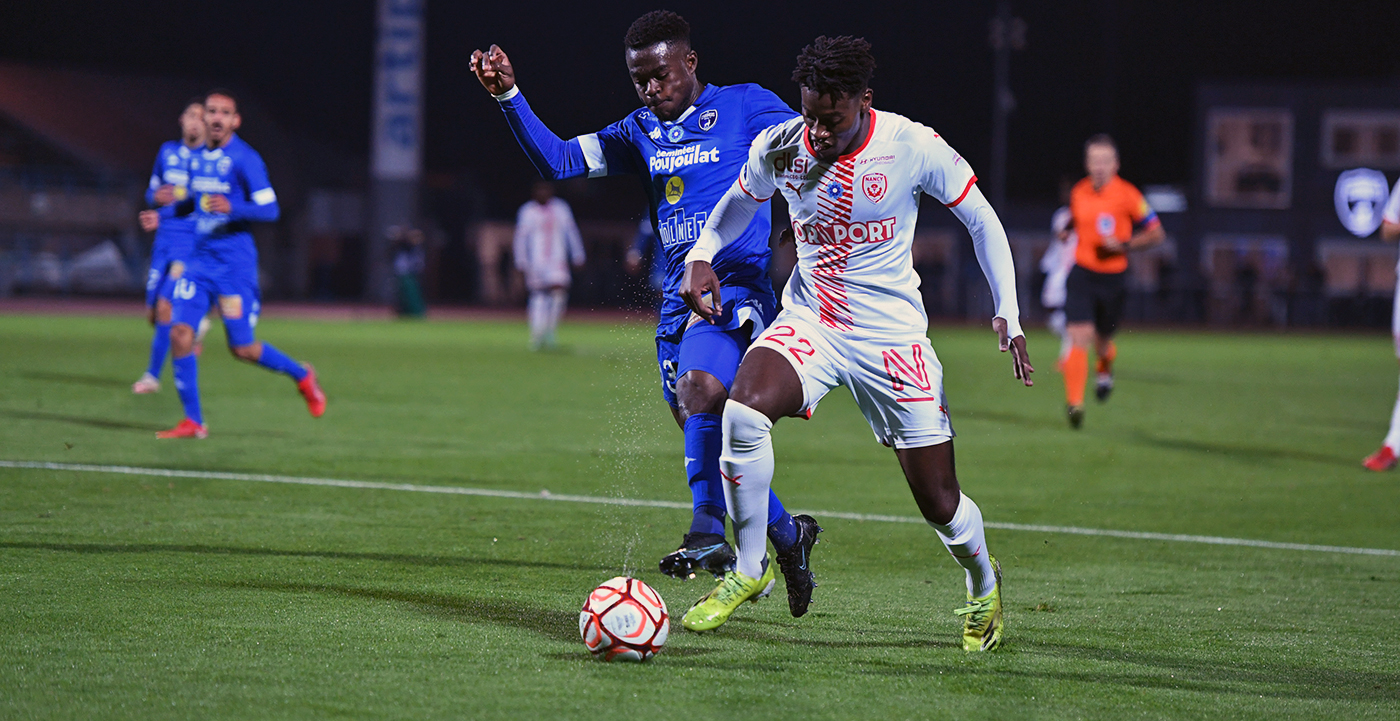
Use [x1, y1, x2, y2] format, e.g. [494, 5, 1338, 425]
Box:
[579, 576, 669, 662]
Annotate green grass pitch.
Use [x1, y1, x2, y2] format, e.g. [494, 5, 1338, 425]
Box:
[1, 312, 1398, 719]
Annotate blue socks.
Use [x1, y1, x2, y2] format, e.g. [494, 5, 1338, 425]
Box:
[255, 343, 308, 381]
[684, 413, 728, 536]
[683, 411, 799, 553]
[766, 492, 798, 553]
[172, 355, 202, 425]
[146, 322, 171, 379]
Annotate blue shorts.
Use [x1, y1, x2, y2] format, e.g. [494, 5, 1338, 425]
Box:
[656, 285, 776, 407]
[170, 263, 261, 347]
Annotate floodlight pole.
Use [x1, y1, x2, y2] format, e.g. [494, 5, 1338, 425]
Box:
[368, 0, 425, 304]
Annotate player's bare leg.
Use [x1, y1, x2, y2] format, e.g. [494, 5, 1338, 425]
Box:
[661, 358, 814, 613]
[680, 348, 801, 630]
[895, 441, 1004, 651]
[228, 342, 326, 418]
[660, 369, 739, 579]
[157, 322, 207, 438]
[1063, 321, 1095, 428]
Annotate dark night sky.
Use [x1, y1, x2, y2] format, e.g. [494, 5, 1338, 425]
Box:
[3, 1, 1399, 218]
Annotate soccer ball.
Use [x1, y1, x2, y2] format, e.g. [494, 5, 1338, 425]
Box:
[578, 576, 669, 662]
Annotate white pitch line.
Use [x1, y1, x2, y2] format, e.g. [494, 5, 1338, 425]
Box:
[3, 460, 1397, 558]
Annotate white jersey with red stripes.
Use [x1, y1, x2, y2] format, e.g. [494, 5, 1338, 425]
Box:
[737, 110, 977, 337]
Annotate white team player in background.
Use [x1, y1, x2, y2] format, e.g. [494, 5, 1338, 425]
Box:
[1363, 177, 1400, 471]
[514, 180, 585, 350]
[1041, 198, 1077, 365]
[678, 36, 1032, 651]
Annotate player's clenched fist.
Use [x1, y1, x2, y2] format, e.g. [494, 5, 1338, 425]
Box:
[470, 44, 515, 96]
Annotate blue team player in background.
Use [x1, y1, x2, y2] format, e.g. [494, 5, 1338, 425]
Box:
[156, 90, 326, 439]
[472, 11, 824, 620]
[133, 99, 208, 395]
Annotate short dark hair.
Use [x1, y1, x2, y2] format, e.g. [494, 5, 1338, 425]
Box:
[624, 10, 690, 50]
[205, 88, 239, 111]
[792, 35, 876, 99]
[1085, 133, 1117, 153]
[185, 96, 206, 111]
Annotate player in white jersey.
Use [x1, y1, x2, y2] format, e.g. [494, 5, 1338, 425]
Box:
[1041, 200, 1077, 365]
[678, 36, 1032, 651]
[514, 181, 585, 350]
[1362, 178, 1400, 471]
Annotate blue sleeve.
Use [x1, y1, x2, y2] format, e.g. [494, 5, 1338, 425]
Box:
[498, 89, 638, 179]
[743, 85, 798, 138]
[497, 90, 589, 180]
[146, 144, 166, 207]
[227, 149, 280, 223]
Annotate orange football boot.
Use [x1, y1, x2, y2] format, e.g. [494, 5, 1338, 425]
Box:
[156, 418, 207, 439]
[297, 364, 326, 418]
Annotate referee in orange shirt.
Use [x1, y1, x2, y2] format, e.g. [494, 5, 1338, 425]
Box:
[1062, 135, 1165, 428]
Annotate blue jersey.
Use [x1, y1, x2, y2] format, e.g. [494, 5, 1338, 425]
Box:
[498, 83, 797, 336]
[178, 134, 280, 276]
[147, 140, 198, 261]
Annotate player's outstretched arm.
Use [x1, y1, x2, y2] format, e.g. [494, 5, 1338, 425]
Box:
[949, 183, 1033, 386]
[470, 44, 593, 181]
[681, 177, 767, 321]
[1381, 220, 1400, 242]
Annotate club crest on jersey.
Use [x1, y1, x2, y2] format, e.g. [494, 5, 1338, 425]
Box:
[862, 173, 887, 203]
[826, 183, 844, 200]
[217, 157, 233, 174]
[698, 109, 717, 131]
[1095, 212, 1116, 238]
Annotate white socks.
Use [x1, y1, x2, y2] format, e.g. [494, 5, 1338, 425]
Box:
[529, 289, 569, 348]
[548, 288, 567, 339]
[528, 291, 548, 347]
[929, 492, 996, 598]
[722, 399, 996, 597]
[1385, 375, 1400, 451]
[720, 399, 774, 580]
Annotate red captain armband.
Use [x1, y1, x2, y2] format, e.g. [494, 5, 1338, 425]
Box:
[943, 175, 978, 208]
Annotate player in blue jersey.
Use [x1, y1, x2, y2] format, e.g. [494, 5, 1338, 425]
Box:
[156, 90, 326, 439]
[133, 99, 207, 395]
[473, 11, 823, 618]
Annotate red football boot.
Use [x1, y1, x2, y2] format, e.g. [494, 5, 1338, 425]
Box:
[1363, 446, 1396, 472]
[156, 418, 207, 439]
[297, 364, 326, 418]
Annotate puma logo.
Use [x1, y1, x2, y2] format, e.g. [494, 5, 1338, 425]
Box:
[785, 181, 803, 199]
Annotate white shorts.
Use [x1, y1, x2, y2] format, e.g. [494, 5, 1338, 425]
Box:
[750, 306, 955, 449]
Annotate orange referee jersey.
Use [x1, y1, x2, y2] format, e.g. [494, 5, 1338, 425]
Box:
[1070, 175, 1159, 274]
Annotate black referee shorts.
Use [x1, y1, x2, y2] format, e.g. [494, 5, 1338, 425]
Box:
[1064, 265, 1127, 338]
